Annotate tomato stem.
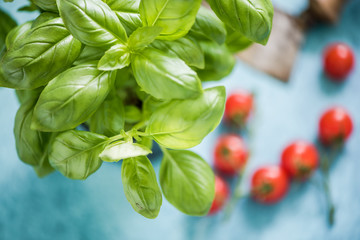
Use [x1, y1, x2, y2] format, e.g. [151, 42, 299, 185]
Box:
[319, 144, 340, 226]
[223, 163, 248, 220]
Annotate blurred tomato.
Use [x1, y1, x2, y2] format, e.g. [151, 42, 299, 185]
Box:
[281, 141, 319, 181]
[251, 166, 289, 204]
[323, 43, 355, 81]
[224, 91, 254, 127]
[214, 134, 249, 176]
[319, 107, 353, 146]
[208, 176, 230, 215]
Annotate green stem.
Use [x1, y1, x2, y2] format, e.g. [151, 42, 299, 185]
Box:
[322, 174, 335, 226]
[320, 145, 339, 226]
[223, 168, 247, 220]
[133, 120, 148, 131]
[136, 131, 150, 137]
[223, 109, 256, 220]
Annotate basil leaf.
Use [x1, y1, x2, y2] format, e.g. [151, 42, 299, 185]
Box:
[98, 44, 130, 71]
[57, 0, 127, 47]
[32, 62, 116, 132]
[160, 150, 215, 216]
[151, 37, 205, 69]
[225, 26, 253, 53]
[196, 40, 235, 82]
[18, 3, 39, 12]
[131, 48, 202, 100]
[124, 105, 142, 124]
[139, 0, 202, 40]
[31, 12, 59, 28]
[34, 152, 55, 178]
[137, 137, 153, 151]
[16, 87, 43, 104]
[146, 87, 225, 149]
[105, 0, 142, 35]
[100, 141, 151, 162]
[142, 96, 168, 120]
[33, 0, 58, 12]
[0, 9, 17, 50]
[74, 46, 105, 66]
[122, 156, 162, 219]
[5, 21, 31, 50]
[14, 100, 52, 167]
[49, 130, 108, 180]
[189, 6, 226, 45]
[146, 86, 225, 149]
[128, 26, 162, 51]
[89, 96, 125, 137]
[207, 0, 273, 45]
[1, 18, 82, 89]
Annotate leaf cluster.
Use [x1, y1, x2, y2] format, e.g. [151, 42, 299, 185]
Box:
[0, 0, 273, 218]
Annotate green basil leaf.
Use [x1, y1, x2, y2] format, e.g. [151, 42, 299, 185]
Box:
[151, 36, 204, 69]
[1, 18, 82, 89]
[225, 26, 253, 53]
[31, 12, 59, 28]
[142, 96, 168, 120]
[16, 87, 43, 104]
[0, 9, 17, 50]
[146, 86, 225, 149]
[207, 0, 273, 45]
[189, 6, 226, 45]
[160, 150, 215, 216]
[18, 3, 39, 12]
[57, 0, 127, 47]
[14, 100, 52, 167]
[137, 136, 153, 150]
[33, 153, 55, 178]
[121, 156, 162, 219]
[98, 44, 130, 71]
[196, 40, 235, 82]
[33, 0, 58, 12]
[131, 48, 202, 100]
[100, 141, 151, 162]
[74, 46, 105, 66]
[32, 62, 115, 132]
[5, 21, 31, 50]
[124, 105, 142, 124]
[105, 0, 142, 35]
[128, 26, 162, 51]
[49, 130, 108, 180]
[139, 0, 202, 40]
[89, 96, 125, 137]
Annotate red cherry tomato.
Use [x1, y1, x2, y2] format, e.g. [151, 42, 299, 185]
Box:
[281, 141, 319, 181]
[251, 166, 289, 204]
[319, 107, 353, 146]
[208, 176, 230, 215]
[224, 91, 254, 127]
[323, 43, 355, 81]
[214, 134, 249, 176]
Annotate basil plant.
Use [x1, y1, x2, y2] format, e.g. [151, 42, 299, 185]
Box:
[0, 0, 273, 218]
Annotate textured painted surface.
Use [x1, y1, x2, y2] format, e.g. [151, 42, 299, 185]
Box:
[1, 1, 360, 240]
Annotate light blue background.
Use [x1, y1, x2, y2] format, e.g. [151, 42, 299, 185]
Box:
[1, 1, 360, 239]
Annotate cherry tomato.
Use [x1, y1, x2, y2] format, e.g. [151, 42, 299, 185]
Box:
[251, 166, 289, 204]
[281, 141, 319, 181]
[224, 91, 254, 127]
[208, 176, 230, 215]
[319, 107, 353, 146]
[323, 43, 355, 81]
[214, 134, 249, 176]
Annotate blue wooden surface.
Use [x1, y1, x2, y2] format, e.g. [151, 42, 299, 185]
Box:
[1, 1, 360, 240]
